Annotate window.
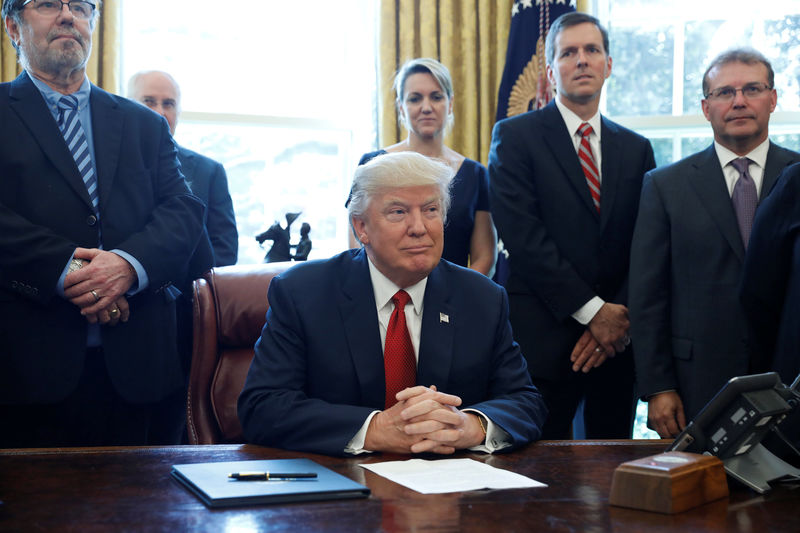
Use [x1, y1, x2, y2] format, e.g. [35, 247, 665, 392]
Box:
[597, 0, 800, 167]
[121, 0, 378, 264]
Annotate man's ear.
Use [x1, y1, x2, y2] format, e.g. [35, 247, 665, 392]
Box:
[351, 216, 369, 245]
[5, 16, 21, 48]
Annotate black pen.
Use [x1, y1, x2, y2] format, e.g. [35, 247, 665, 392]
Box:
[228, 472, 318, 481]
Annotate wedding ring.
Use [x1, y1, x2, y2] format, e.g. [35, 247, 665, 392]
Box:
[90, 289, 100, 302]
[623, 335, 631, 346]
[595, 347, 603, 353]
[109, 308, 119, 317]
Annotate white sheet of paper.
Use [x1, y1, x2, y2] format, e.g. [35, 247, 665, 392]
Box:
[360, 458, 547, 494]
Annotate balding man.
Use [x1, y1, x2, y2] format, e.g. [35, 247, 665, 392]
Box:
[129, 70, 238, 266]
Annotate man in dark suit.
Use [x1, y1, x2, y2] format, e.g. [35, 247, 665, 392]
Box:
[741, 162, 800, 452]
[630, 48, 800, 439]
[128, 70, 238, 267]
[489, 12, 655, 439]
[239, 152, 546, 456]
[0, 0, 205, 447]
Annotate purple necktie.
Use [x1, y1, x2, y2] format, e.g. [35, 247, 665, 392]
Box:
[730, 157, 758, 249]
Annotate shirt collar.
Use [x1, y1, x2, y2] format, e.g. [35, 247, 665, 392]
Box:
[366, 255, 427, 316]
[713, 138, 770, 170]
[555, 98, 602, 140]
[28, 72, 91, 117]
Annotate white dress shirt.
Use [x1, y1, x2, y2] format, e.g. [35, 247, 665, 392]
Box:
[713, 138, 769, 197]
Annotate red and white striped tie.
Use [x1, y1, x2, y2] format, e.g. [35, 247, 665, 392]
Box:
[578, 122, 601, 212]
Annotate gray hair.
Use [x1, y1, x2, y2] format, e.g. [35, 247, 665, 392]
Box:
[2, 0, 102, 52]
[702, 48, 775, 97]
[545, 11, 609, 66]
[127, 70, 182, 107]
[348, 152, 453, 241]
[393, 57, 454, 132]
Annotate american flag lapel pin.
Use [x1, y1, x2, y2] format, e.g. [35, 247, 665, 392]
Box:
[439, 312, 449, 324]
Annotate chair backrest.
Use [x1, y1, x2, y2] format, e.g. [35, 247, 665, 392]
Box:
[186, 262, 294, 444]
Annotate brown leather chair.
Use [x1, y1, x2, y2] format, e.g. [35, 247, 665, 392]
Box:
[186, 262, 294, 444]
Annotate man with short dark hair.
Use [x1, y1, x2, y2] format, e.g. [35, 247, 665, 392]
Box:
[0, 0, 205, 446]
[630, 48, 800, 438]
[489, 12, 655, 439]
[239, 151, 546, 456]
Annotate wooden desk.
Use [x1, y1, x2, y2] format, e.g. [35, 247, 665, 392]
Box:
[0, 440, 797, 532]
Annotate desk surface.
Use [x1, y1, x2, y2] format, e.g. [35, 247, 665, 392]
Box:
[0, 440, 797, 532]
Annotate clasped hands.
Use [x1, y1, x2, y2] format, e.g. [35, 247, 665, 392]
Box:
[570, 302, 631, 373]
[364, 385, 486, 455]
[63, 247, 136, 326]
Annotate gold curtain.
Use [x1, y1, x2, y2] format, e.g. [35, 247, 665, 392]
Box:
[1, 0, 120, 91]
[378, 0, 591, 165]
[378, 0, 512, 165]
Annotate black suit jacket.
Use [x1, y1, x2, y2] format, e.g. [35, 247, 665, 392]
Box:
[489, 102, 656, 381]
[0, 72, 205, 404]
[741, 161, 800, 387]
[177, 146, 238, 267]
[630, 143, 800, 420]
[238, 249, 546, 456]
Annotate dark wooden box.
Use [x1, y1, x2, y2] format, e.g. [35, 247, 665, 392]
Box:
[609, 451, 729, 514]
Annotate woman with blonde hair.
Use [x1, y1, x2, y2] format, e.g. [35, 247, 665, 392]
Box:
[358, 58, 497, 275]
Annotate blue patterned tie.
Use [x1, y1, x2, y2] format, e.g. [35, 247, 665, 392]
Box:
[57, 95, 98, 211]
[730, 157, 757, 249]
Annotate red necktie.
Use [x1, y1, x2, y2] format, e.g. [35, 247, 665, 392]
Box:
[384, 290, 416, 408]
[578, 122, 601, 212]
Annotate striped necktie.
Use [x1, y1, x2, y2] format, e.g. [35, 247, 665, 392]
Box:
[578, 122, 601, 212]
[57, 95, 98, 211]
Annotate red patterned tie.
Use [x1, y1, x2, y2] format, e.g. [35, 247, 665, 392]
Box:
[384, 290, 416, 408]
[578, 122, 601, 212]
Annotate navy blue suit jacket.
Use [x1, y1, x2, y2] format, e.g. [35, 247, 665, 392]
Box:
[630, 143, 800, 420]
[489, 102, 656, 381]
[0, 72, 205, 404]
[177, 146, 238, 267]
[238, 249, 546, 456]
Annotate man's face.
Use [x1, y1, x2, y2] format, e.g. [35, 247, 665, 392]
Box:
[701, 61, 776, 154]
[352, 185, 444, 288]
[131, 72, 180, 135]
[5, 2, 94, 78]
[547, 22, 611, 106]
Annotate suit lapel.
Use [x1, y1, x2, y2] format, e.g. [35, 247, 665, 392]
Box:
[89, 86, 123, 212]
[540, 103, 600, 220]
[9, 72, 94, 211]
[338, 250, 386, 407]
[177, 146, 197, 189]
[417, 263, 455, 389]
[599, 117, 622, 231]
[688, 145, 746, 261]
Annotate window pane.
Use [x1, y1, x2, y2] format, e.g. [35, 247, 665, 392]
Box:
[605, 25, 674, 116]
[121, 0, 378, 263]
[122, 0, 377, 121]
[176, 122, 354, 265]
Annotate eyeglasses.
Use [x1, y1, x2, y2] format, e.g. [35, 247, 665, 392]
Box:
[20, 0, 96, 20]
[704, 83, 772, 102]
